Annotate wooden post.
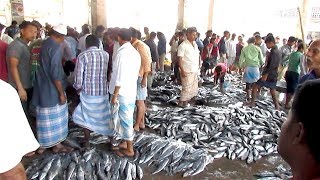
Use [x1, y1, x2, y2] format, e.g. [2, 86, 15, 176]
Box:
[207, 0, 214, 31]
[177, 0, 185, 30]
[296, 0, 309, 41]
[90, 0, 107, 29]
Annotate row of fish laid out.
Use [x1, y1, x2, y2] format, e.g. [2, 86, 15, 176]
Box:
[26, 148, 143, 180]
[254, 164, 292, 180]
[145, 102, 287, 164]
[26, 131, 213, 179]
[133, 132, 213, 177]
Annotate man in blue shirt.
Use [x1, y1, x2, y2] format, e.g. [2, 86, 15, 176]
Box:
[32, 25, 73, 153]
[299, 40, 320, 84]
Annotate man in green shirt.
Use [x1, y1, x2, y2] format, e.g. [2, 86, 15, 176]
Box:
[239, 37, 264, 100]
[284, 43, 304, 109]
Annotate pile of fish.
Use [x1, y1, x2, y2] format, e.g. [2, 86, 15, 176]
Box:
[133, 132, 213, 177]
[146, 100, 287, 164]
[26, 148, 143, 180]
[254, 164, 292, 180]
[26, 131, 213, 179]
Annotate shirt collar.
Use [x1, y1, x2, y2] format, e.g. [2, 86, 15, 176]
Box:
[16, 37, 29, 46]
[132, 39, 139, 46]
[118, 42, 132, 51]
[87, 46, 98, 50]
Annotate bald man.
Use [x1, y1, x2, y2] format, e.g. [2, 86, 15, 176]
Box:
[299, 40, 320, 84]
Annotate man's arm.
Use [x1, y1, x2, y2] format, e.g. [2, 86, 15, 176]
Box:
[8, 57, 27, 101]
[138, 45, 151, 87]
[50, 48, 66, 104]
[73, 55, 84, 93]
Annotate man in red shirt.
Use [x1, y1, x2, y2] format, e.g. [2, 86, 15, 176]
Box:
[0, 40, 8, 81]
[278, 80, 320, 179]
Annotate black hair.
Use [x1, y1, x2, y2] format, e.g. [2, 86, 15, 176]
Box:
[292, 80, 320, 163]
[206, 30, 213, 34]
[118, 28, 132, 41]
[264, 35, 275, 44]
[12, 20, 17, 25]
[130, 27, 139, 38]
[85, 35, 100, 48]
[267, 33, 273, 37]
[297, 43, 304, 51]
[150, 32, 156, 39]
[215, 65, 222, 73]
[19, 21, 37, 30]
[137, 31, 142, 40]
[253, 32, 260, 36]
[223, 30, 230, 34]
[95, 25, 105, 34]
[31, 20, 42, 29]
[178, 31, 185, 37]
[187, 27, 197, 34]
[254, 34, 262, 39]
[297, 39, 303, 44]
[82, 24, 90, 34]
[288, 36, 297, 43]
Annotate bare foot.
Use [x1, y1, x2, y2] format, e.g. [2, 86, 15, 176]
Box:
[112, 141, 127, 151]
[139, 123, 145, 130]
[134, 124, 140, 132]
[115, 149, 134, 157]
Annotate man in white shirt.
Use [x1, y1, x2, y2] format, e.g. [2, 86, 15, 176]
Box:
[226, 33, 237, 72]
[177, 27, 200, 107]
[0, 80, 39, 180]
[109, 28, 141, 157]
[0, 23, 13, 44]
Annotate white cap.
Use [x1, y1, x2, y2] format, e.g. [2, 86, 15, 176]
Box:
[52, 24, 67, 35]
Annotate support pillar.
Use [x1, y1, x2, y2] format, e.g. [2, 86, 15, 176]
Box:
[296, 0, 309, 40]
[90, 0, 107, 29]
[207, 0, 214, 31]
[177, 0, 185, 30]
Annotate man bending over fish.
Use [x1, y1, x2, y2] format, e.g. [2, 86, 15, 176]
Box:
[213, 62, 227, 93]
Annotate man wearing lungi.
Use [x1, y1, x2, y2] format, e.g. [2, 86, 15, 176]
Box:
[177, 27, 200, 107]
[73, 35, 113, 148]
[109, 28, 141, 157]
[32, 25, 73, 153]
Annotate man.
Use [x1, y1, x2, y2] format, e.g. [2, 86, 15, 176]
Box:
[77, 24, 91, 53]
[203, 30, 213, 48]
[73, 35, 113, 147]
[65, 27, 78, 62]
[0, 23, 13, 44]
[32, 25, 73, 153]
[5, 20, 19, 39]
[143, 27, 150, 41]
[169, 32, 179, 73]
[109, 28, 141, 157]
[218, 31, 230, 63]
[246, 35, 281, 110]
[278, 36, 297, 80]
[196, 32, 204, 53]
[234, 35, 245, 74]
[226, 33, 237, 71]
[145, 32, 159, 89]
[299, 40, 320, 84]
[29, 21, 44, 86]
[0, 80, 39, 180]
[278, 80, 320, 179]
[157, 32, 166, 71]
[177, 27, 200, 107]
[103, 31, 114, 82]
[7, 21, 37, 119]
[239, 37, 264, 101]
[284, 43, 304, 109]
[254, 34, 267, 60]
[130, 28, 151, 132]
[94, 25, 105, 50]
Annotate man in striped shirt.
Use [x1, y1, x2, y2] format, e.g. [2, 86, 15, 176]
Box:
[73, 35, 113, 148]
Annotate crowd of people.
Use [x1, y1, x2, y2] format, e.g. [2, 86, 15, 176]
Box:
[0, 19, 320, 179]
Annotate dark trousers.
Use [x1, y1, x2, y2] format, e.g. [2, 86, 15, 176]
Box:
[21, 88, 33, 119]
